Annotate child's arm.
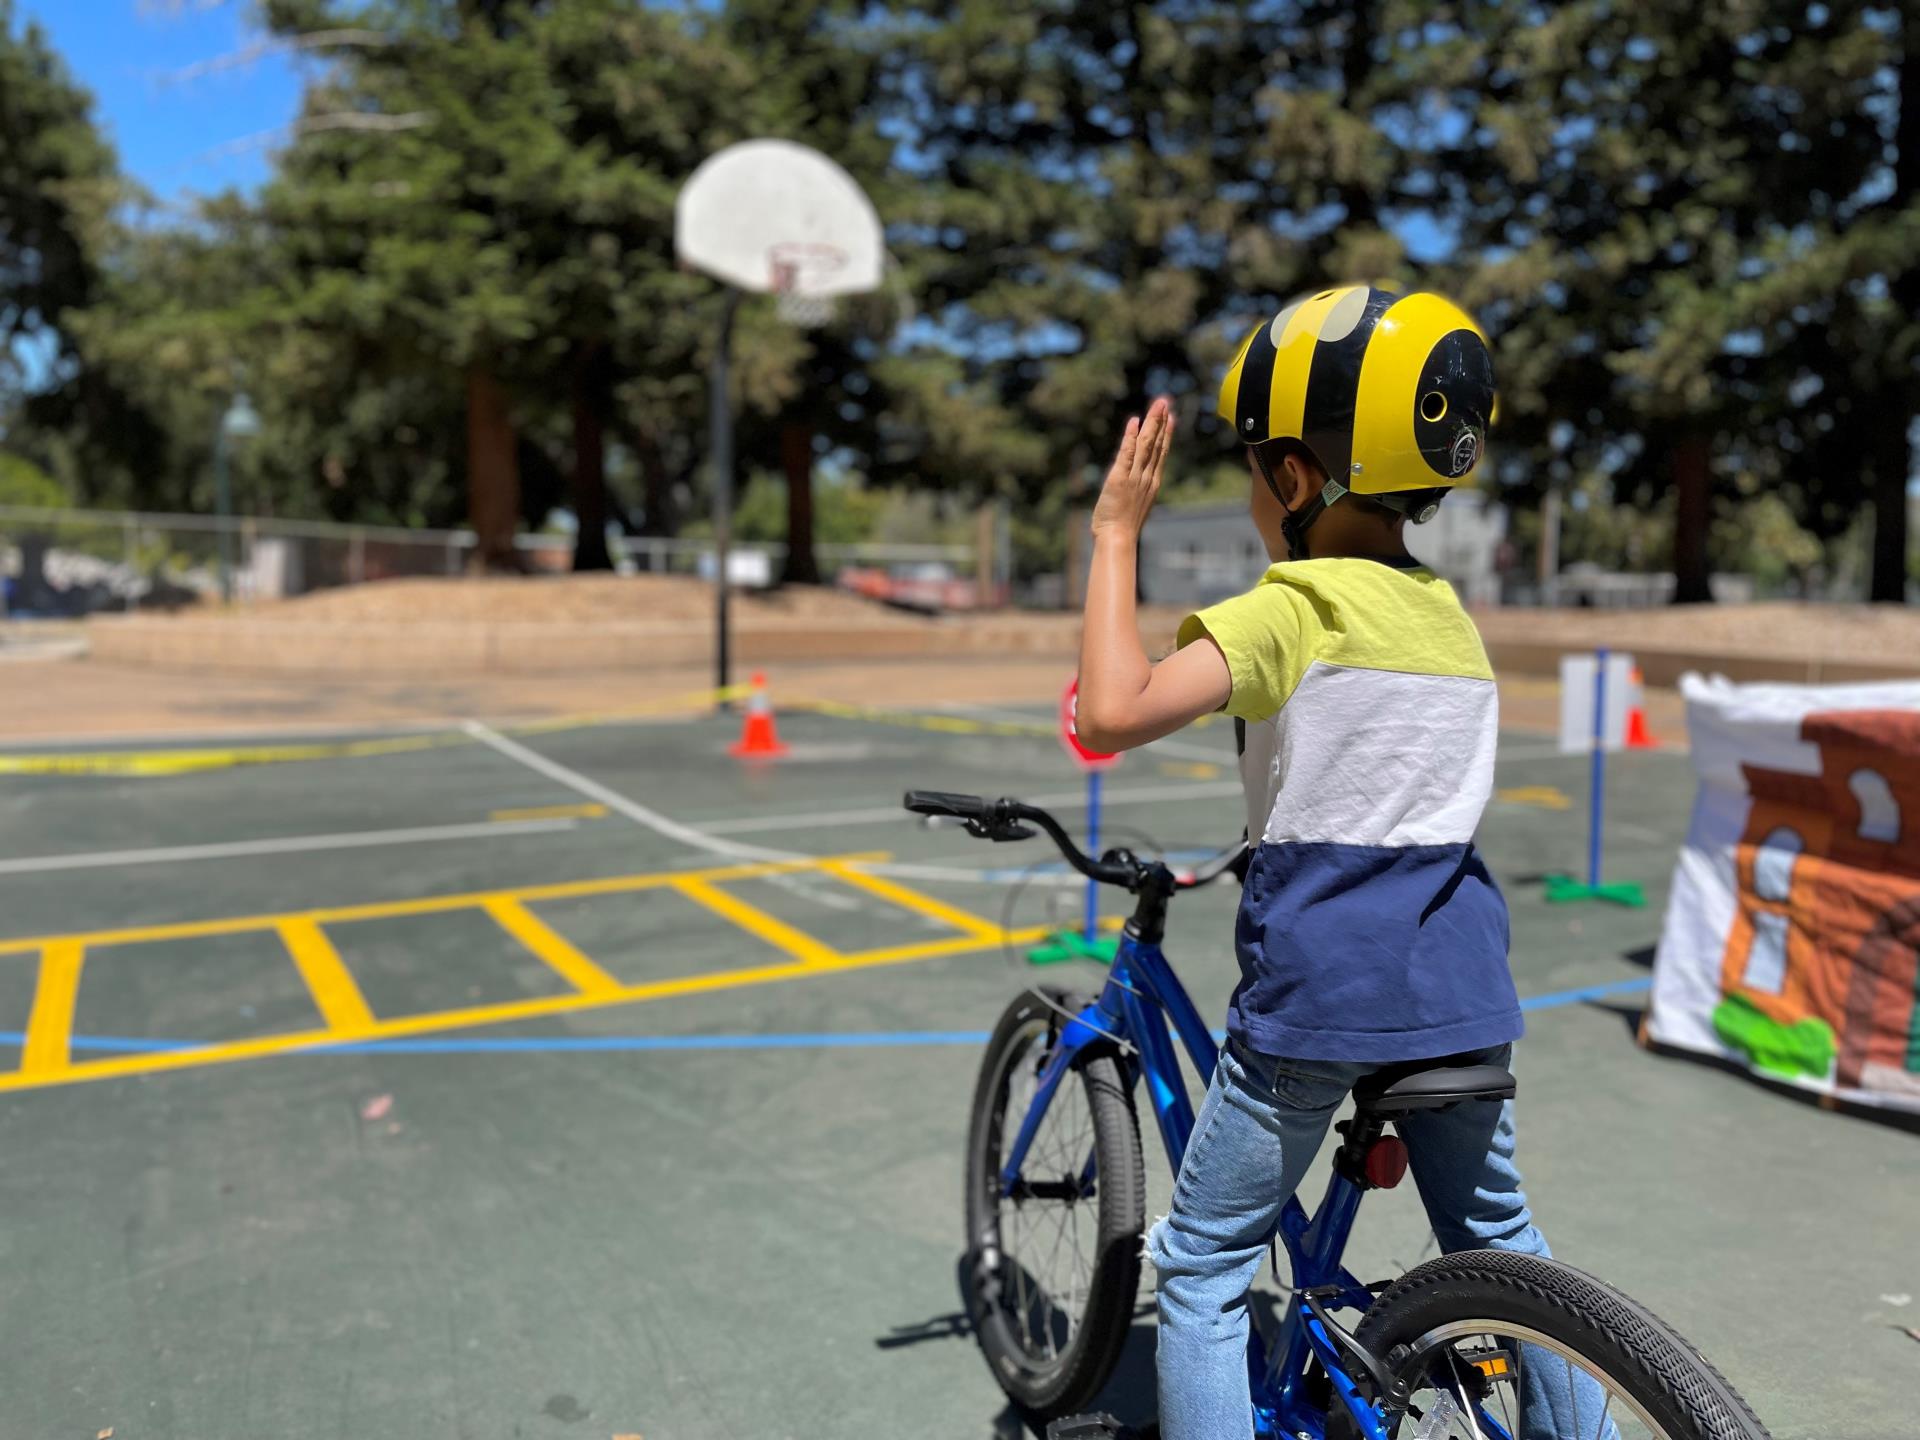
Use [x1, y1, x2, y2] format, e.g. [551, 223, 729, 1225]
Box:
[1076, 397, 1232, 753]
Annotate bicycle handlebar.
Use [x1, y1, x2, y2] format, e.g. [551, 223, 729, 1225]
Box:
[902, 789, 1244, 893]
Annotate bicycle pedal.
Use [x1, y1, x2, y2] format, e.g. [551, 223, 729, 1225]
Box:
[1043, 1415, 1137, 1440]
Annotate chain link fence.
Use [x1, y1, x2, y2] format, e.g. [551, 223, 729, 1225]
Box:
[0, 506, 986, 617]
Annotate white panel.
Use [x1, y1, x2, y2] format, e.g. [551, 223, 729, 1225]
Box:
[1252, 662, 1498, 847]
[1558, 651, 1635, 754]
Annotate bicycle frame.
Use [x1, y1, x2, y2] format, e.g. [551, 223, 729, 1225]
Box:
[998, 921, 1391, 1440]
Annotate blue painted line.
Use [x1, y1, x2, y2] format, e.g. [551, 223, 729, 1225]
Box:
[3, 977, 1652, 1062]
[0, 1031, 195, 1053]
[1519, 976, 1650, 1012]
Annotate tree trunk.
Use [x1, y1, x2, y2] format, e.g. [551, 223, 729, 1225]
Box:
[1336, 1, 1380, 230]
[1671, 435, 1712, 604]
[570, 344, 613, 572]
[780, 421, 819, 586]
[632, 430, 676, 539]
[465, 365, 521, 573]
[1869, 408, 1910, 602]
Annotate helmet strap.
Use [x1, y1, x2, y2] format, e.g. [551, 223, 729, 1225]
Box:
[1253, 446, 1345, 561]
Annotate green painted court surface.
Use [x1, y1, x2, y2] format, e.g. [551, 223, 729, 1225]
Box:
[0, 705, 1911, 1439]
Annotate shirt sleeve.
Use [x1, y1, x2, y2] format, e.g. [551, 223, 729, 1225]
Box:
[1176, 580, 1308, 723]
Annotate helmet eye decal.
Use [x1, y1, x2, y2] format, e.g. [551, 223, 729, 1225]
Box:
[1266, 298, 1305, 347]
[1317, 286, 1372, 343]
[1411, 329, 1495, 480]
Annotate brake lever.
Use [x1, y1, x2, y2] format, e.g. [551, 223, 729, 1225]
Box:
[965, 818, 1036, 842]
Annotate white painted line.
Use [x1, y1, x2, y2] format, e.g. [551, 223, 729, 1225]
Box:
[462, 719, 790, 863]
[458, 722, 876, 909]
[701, 804, 908, 835]
[698, 779, 1247, 836]
[0, 818, 578, 878]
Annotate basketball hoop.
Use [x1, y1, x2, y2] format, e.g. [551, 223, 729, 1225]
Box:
[770, 241, 847, 329]
[674, 139, 886, 707]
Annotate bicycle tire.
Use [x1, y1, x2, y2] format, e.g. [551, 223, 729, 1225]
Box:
[1333, 1249, 1771, 1440]
[965, 987, 1145, 1420]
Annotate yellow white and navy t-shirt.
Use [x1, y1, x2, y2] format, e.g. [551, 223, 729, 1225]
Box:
[1177, 557, 1521, 1062]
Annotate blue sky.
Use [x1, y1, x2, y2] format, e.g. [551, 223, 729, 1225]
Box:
[18, 0, 303, 202]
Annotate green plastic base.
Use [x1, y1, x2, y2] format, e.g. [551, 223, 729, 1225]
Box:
[1026, 930, 1121, 966]
[1543, 874, 1647, 908]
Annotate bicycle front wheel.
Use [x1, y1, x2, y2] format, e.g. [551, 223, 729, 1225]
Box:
[964, 987, 1145, 1420]
[1337, 1249, 1771, 1440]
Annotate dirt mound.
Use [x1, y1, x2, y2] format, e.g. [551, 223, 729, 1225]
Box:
[240, 574, 927, 626]
[1473, 602, 1920, 665]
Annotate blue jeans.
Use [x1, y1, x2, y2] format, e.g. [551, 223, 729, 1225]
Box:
[1148, 1041, 1612, 1440]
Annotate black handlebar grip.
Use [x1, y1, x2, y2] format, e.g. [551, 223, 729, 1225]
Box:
[902, 790, 990, 820]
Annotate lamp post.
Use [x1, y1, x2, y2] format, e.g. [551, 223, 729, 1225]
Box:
[213, 392, 261, 603]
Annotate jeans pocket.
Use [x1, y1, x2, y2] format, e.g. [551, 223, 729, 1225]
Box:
[1261, 1056, 1355, 1114]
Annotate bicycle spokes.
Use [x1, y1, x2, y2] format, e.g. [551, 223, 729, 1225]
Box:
[1403, 1328, 1642, 1440]
[997, 1034, 1100, 1364]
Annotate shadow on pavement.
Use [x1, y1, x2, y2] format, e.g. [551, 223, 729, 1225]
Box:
[877, 1256, 1303, 1437]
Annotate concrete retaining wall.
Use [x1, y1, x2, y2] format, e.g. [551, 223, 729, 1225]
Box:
[84, 614, 1089, 675]
[83, 612, 1920, 687]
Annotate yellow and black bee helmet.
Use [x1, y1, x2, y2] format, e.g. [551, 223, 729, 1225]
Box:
[1217, 284, 1495, 550]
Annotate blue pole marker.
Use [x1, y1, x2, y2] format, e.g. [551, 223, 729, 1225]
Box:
[1084, 767, 1102, 941]
[1588, 644, 1607, 889]
[1546, 645, 1646, 907]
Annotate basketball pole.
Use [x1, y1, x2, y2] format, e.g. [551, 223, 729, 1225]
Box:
[709, 288, 742, 713]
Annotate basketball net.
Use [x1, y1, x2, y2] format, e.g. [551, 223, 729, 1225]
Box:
[770, 242, 845, 330]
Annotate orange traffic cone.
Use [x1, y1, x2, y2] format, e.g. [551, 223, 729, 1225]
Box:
[729, 671, 789, 758]
[1624, 665, 1660, 749]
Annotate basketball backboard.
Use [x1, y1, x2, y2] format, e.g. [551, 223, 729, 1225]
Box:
[675, 139, 884, 302]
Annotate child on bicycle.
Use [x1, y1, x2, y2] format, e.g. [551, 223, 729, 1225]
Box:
[1074, 286, 1558, 1440]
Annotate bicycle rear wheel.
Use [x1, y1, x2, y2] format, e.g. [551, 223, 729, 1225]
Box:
[964, 987, 1145, 1420]
[1336, 1249, 1771, 1440]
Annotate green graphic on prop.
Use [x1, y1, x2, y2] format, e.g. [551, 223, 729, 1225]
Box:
[1712, 993, 1836, 1081]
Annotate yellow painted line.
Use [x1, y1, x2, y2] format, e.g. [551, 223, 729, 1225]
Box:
[279, 919, 376, 1034]
[0, 732, 469, 778]
[671, 877, 843, 966]
[1496, 785, 1572, 811]
[488, 802, 607, 823]
[0, 920, 1064, 1096]
[21, 940, 86, 1075]
[1157, 760, 1221, 780]
[817, 861, 1002, 939]
[484, 897, 620, 997]
[0, 851, 887, 958]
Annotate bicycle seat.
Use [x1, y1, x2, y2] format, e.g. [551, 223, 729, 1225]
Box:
[1351, 1062, 1515, 1116]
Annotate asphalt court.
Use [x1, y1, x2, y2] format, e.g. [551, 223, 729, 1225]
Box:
[0, 700, 1911, 1439]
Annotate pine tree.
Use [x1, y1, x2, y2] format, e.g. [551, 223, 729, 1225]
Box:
[255, 0, 769, 569]
[864, 1, 1411, 575]
[0, 0, 160, 499]
[1421, 0, 1907, 602]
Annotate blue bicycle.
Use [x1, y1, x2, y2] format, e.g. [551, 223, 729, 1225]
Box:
[904, 790, 1770, 1440]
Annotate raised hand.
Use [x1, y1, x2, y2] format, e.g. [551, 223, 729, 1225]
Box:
[1090, 395, 1175, 540]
